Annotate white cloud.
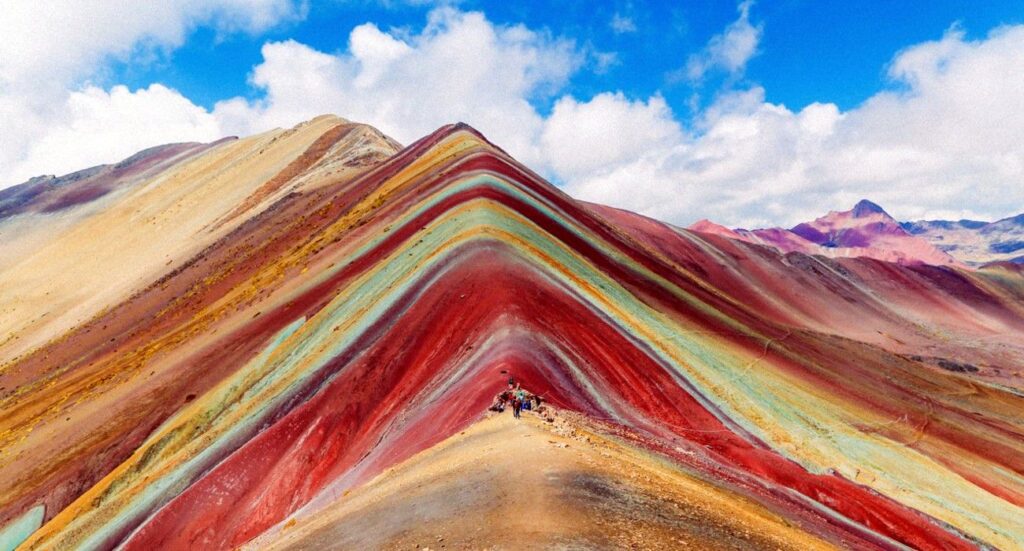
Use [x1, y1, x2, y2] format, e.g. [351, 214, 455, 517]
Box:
[0, 0, 305, 186]
[541, 93, 682, 179]
[610, 14, 637, 34]
[0, 0, 304, 88]
[214, 8, 581, 170]
[563, 25, 1024, 227]
[685, 0, 761, 82]
[8, 85, 224, 182]
[2, 3, 1022, 231]
[591, 51, 620, 74]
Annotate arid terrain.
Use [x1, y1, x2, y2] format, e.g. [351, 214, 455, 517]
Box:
[252, 407, 836, 551]
[1, 117, 1022, 550]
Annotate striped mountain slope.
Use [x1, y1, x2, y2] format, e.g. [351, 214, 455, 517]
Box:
[1, 118, 1022, 550]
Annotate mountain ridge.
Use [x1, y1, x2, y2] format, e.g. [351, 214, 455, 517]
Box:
[1, 117, 1023, 550]
[902, 211, 1024, 265]
[692, 199, 1024, 267]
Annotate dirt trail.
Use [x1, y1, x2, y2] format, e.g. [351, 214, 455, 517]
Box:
[248, 408, 836, 550]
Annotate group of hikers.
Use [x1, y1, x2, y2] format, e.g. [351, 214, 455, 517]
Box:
[489, 376, 542, 419]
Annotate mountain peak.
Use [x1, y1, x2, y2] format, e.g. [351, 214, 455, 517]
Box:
[3, 114, 1023, 550]
[851, 199, 889, 218]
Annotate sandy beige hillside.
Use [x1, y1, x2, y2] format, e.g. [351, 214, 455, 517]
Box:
[248, 408, 837, 550]
[4, 117, 1022, 550]
[0, 115, 399, 365]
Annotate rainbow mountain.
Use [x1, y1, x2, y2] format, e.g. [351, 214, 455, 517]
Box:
[1, 115, 1023, 550]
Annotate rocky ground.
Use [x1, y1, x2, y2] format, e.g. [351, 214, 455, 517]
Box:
[249, 407, 835, 550]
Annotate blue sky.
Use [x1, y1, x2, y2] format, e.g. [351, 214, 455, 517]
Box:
[3, 1, 1023, 227]
[110, 1, 1023, 119]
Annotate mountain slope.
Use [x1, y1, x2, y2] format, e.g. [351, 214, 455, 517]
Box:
[690, 200, 959, 267]
[247, 411, 837, 550]
[904, 212, 1024, 265]
[692, 199, 1024, 267]
[0, 115, 399, 364]
[1, 119, 1022, 550]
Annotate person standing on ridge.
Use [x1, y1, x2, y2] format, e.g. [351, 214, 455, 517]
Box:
[511, 383, 525, 419]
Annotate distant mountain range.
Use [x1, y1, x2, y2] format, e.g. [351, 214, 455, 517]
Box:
[901, 212, 1024, 265]
[690, 199, 1024, 267]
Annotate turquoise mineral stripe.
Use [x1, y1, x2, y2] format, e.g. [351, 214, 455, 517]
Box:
[49, 187, 1016, 548]
[454, 203, 1021, 545]
[71, 318, 306, 550]
[298, 171, 758, 346]
[0, 505, 43, 551]
[487, 208, 1022, 544]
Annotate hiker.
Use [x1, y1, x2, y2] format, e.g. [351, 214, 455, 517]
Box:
[512, 383, 528, 409]
[488, 379, 537, 419]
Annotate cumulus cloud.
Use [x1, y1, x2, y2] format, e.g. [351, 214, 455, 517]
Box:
[6, 85, 224, 182]
[213, 8, 580, 169]
[0, 0, 304, 87]
[564, 26, 1024, 227]
[685, 0, 761, 82]
[0, 0, 305, 186]
[2, 3, 1022, 230]
[541, 93, 682, 179]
